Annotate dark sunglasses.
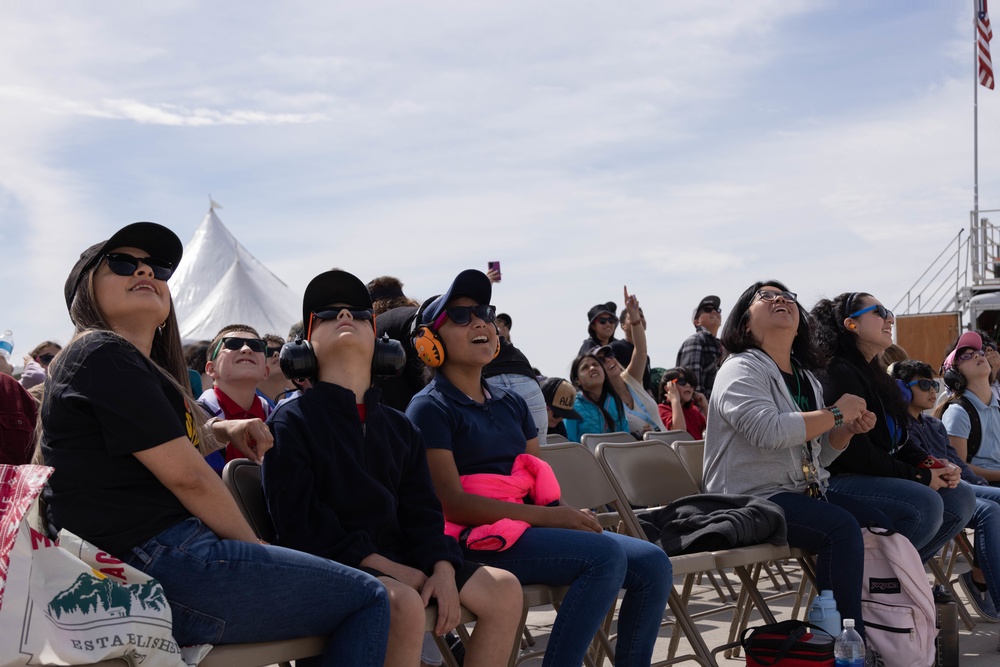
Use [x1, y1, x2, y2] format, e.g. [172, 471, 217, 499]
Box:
[36, 353, 56, 365]
[104, 252, 175, 282]
[265, 346, 283, 358]
[595, 316, 618, 325]
[700, 306, 722, 315]
[673, 378, 691, 387]
[848, 303, 893, 321]
[212, 336, 266, 360]
[906, 379, 940, 392]
[757, 289, 797, 303]
[313, 308, 374, 322]
[445, 304, 497, 326]
[955, 348, 985, 363]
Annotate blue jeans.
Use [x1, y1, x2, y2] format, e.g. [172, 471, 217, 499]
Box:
[122, 518, 389, 667]
[488, 374, 548, 445]
[827, 474, 976, 562]
[967, 482, 1000, 603]
[768, 491, 890, 638]
[465, 528, 671, 667]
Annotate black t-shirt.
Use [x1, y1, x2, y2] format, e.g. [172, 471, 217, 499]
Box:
[610, 339, 652, 393]
[483, 337, 536, 380]
[371, 306, 428, 412]
[41, 331, 194, 557]
[780, 366, 817, 412]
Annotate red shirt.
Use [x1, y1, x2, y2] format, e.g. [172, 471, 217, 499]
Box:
[658, 401, 706, 440]
[214, 386, 268, 463]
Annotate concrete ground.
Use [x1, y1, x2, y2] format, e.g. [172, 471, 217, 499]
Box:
[510, 561, 1000, 666]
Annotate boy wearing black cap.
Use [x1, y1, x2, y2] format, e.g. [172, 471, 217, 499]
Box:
[262, 270, 521, 667]
[540, 377, 582, 440]
[675, 294, 723, 399]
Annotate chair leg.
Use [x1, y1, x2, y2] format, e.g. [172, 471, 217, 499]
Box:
[927, 556, 976, 631]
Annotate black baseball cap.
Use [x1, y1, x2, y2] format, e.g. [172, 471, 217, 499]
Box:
[421, 269, 493, 328]
[64, 222, 183, 312]
[587, 302, 617, 323]
[302, 270, 373, 336]
[541, 377, 583, 420]
[693, 295, 721, 322]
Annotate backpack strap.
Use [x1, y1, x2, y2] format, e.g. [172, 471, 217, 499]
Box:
[956, 395, 982, 460]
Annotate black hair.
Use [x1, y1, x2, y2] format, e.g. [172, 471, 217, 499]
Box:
[570, 351, 624, 431]
[811, 291, 909, 426]
[890, 359, 934, 384]
[719, 279, 820, 370]
[659, 367, 695, 408]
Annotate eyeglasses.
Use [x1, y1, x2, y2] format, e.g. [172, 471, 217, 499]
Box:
[673, 378, 691, 387]
[444, 304, 497, 326]
[906, 379, 940, 392]
[212, 336, 266, 360]
[595, 316, 618, 325]
[104, 252, 175, 282]
[313, 308, 374, 322]
[756, 289, 797, 303]
[700, 307, 722, 315]
[955, 349, 985, 363]
[265, 346, 283, 358]
[848, 304, 894, 321]
[36, 353, 56, 365]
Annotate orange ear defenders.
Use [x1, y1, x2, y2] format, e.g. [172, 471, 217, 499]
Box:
[411, 318, 501, 368]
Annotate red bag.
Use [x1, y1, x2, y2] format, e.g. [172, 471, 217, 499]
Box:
[741, 620, 834, 667]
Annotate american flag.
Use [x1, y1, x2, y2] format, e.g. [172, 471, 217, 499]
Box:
[981, 0, 995, 89]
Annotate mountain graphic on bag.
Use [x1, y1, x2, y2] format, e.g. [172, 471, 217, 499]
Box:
[48, 572, 169, 621]
[861, 527, 936, 667]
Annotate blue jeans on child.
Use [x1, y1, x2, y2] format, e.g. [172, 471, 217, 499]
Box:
[967, 482, 1000, 603]
[827, 474, 976, 562]
[122, 518, 389, 667]
[464, 527, 671, 667]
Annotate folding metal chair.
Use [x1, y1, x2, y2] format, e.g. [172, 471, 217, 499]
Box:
[580, 430, 636, 452]
[541, 441, 720, 667]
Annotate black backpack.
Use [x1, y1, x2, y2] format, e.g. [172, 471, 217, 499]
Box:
[956, 395, 983, 460]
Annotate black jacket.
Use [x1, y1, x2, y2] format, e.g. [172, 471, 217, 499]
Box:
[263, 382, 462, 572]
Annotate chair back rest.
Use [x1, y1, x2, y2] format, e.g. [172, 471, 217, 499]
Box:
[597, 440, 700, 509]
[222, 458, 276, 543]
[643, 429, 693, 445]
[580, 430, 635, 452]
[671, 440, 705, 492]
[545, 432, 569, 444]
[540, 441, 625, 514]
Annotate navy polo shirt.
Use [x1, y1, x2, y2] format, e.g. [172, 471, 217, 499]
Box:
[406, 373, 538, 476]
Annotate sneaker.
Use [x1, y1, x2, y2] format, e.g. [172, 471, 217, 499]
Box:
[959, 570, 1000, 623]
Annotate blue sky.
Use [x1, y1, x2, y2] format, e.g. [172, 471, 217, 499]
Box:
[1, 1, 997, 377]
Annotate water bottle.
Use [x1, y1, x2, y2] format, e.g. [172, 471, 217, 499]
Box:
[834, 618, 865, 667]
[934, 585, 959, 667]
[0, 330, 13, 362]
[807, 589, 842, 637]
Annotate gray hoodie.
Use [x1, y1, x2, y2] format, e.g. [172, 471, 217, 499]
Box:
[703, 348, 843, 498]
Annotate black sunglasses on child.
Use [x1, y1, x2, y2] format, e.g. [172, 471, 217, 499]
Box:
[312, 308, 374, 322]
[266, 346, 283, 358]
[213, 337, 267, 359]
[446, 305, 497, 326]
[906, 379, 940, 392]
[104, 252, 175, 281]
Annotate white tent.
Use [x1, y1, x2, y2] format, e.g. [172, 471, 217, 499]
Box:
[172, 208, 299, 342]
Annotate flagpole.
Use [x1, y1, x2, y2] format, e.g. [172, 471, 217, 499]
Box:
[976, 0, 981, 223]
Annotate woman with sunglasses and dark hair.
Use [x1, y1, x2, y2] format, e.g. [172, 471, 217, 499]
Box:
[578, 301, 618, 355]
[41, 223, 390, 666]
[704, 280, 884, 639]
[407, 269, 671, 667]
[566, 350, 628, 442]
[657, 367, 708, 439]
[811, 292, 975, 563]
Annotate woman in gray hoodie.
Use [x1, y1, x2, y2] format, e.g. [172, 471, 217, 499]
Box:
[703, 280, 888, 638]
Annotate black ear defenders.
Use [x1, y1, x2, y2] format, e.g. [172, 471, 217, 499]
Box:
[279, 334, 406, 382]
[943, 365, 966, 393]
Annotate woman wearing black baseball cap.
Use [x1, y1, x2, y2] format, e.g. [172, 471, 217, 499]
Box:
[42, 222, 390, 665]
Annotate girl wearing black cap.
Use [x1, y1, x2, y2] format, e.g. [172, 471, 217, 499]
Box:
[407, 269, 671, 667]
[41, 223, 390, 665]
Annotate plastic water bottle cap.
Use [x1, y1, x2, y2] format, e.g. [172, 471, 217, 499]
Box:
[843, 618, 855, 628]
